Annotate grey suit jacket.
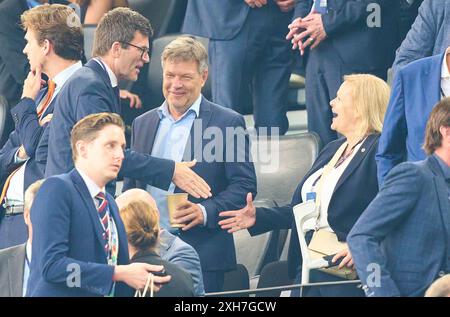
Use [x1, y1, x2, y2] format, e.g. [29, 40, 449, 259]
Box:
[0, 243, 26, 297]
[392, 0, 450, 76]
[159, 230, 205, 296]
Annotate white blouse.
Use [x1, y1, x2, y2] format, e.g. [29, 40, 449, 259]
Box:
[300, 140, 365, 232]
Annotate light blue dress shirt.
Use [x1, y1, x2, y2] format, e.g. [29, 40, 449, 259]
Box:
[146, 95, 207, 230]
[22, 242, 31, 296]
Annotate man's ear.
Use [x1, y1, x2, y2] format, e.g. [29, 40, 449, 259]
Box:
[201, 69, 208, 87]
[111, 42, 122, 58]
[440, 126, 450, 142]
[42, 39, 52, 56]
[76, 140, 88, 159]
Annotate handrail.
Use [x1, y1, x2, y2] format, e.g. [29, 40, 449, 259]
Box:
[205, 280, 361, 297]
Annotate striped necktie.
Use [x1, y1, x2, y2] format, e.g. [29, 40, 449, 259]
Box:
[95, 192, 110, 255]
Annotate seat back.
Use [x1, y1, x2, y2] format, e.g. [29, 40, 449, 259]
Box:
[145, 34, 211, 109]
[256, 260, 293, 297]
[128, 0, 187, 37]
[221, 264, 250, 297]
[252, 132, 321, 207]
[292, 201, 319, 285]
[83, 24, 97, 61]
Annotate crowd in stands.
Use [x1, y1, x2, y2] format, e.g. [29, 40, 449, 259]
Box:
[0, 0, 449, 298]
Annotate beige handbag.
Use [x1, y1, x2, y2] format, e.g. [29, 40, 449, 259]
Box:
[308, 230, 357, 280]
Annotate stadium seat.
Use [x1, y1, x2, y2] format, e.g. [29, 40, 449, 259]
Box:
[82, 24, 97, 61]
[252, 132, 321, 207]
[256, 260, 294, 297]
[128, 0, 187, 37]
[221, 263, 250, 297]
[0, 95, 8, 143]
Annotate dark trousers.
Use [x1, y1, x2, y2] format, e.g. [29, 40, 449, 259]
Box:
[0, 213, 27, 249]
[209, 2, 292, 135]
[202, 270, 225, 294]
[305, 42, 388, 146]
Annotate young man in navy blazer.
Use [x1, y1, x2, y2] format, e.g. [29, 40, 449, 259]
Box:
[123, 37, 257, 293]
[45, 7, 211, 199]
[349, 99, 450, 297]
[0, 4, 83, 249]
[27, 113, 171, 297]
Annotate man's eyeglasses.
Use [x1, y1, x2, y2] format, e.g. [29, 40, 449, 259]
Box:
[120, 41, 150, 59]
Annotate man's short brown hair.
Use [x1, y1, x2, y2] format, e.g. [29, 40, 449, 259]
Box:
[423, 98, 450, 155]
[21, 4, 83, 61]
[70, 113, 125, 162]
[92, 7, 153, 57]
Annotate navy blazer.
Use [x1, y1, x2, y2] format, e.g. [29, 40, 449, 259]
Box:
[295, 0, 399, 72]
[348, 156, 450, 297]
[0, 89, 54, 220]
[27, 169, 133, 297]
[45, 59, 175, 192]
[376, 52, 443, 185]
[123, 97, 257, 272]
[249, 134, 380, 278]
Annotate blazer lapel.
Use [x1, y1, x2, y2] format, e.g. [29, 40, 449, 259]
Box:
[428, 157, 450, 251]
[182, 97, 212, 162]
[422, 53, 444, 112]
[85, 59, 121, 114]
[7, 244, 26, 297]
[142, 111, 161, 155]
[333, 134, 378, 192]
[70, 169, 108, 257]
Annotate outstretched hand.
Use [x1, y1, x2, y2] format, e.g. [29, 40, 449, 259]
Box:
[218, 193, 256, 233]
[173, 160, 212, 199]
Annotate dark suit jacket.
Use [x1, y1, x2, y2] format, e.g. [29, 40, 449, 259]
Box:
[0, 0, 29, 105]
[123, 97, 257, 272]
[348, 156, 450, 297]
[27, 169, 133, 297]
[295, 0, 399, 72]
[182, 0, 251, 40]
[131, 250, 195, 297]
[45, 59, 175, 193]
[376, 53, 443, 185]
[249, 134, 380, 278]
[0, 243, 25, 297]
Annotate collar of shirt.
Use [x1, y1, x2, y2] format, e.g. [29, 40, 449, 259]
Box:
[433, 153, 450, 181]
[76, 168, 106, 201]
[52, 61, 83, 95]
[441, 48, 450, 80]
[26, 241, 32, 263]
[157, 94, 202, 121]
[93, 58, 118, 88]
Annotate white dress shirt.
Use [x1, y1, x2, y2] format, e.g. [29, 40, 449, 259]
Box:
[301, 141, 364, 232]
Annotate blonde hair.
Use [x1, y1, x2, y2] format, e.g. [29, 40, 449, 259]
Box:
[24, 179, 45, 214]
[119, 199, 160, 253]
[161, 36, 208, 73]
[343, 74, 390, 137]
